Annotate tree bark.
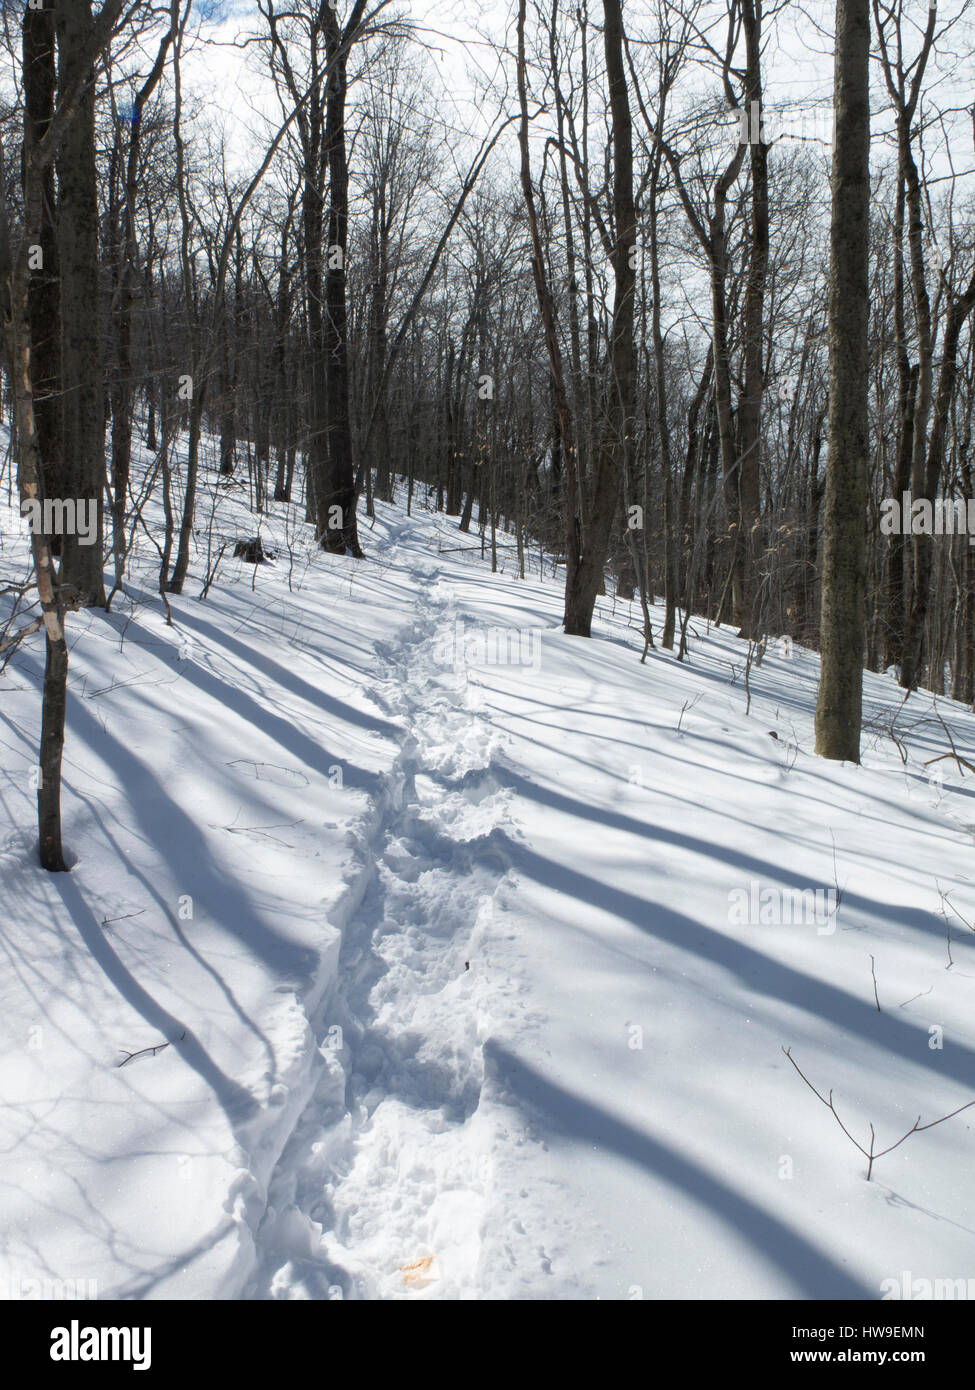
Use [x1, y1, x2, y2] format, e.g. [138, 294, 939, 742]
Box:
[515, 0, 581, 629]
[815, 0, 871, 760]
[23, 5, 63, 545]
[566, 0, 637, 639]
[57, 0, 106, 608]
[319, 2, 364, 555]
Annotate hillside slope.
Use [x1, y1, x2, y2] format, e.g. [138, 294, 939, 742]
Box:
[1, 459, 974, 1300]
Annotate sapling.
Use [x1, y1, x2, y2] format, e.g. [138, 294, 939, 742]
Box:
[782, 1046, 975, 1181]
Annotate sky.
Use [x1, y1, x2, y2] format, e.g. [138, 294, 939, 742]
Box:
[190, 0, 975, 192]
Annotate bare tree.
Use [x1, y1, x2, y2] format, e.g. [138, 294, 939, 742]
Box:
[0, 0, 128, 867]
[815, 0, 871, 760]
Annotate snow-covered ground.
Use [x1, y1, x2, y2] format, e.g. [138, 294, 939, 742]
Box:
[1, 438, 974, 1301]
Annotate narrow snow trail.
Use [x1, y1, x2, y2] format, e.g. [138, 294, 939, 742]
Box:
[247, 540, 517, 1299]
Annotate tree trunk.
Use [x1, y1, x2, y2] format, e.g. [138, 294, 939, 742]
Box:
[23, 6, 63, 547]
[319, 4, 363, 556]
[516, 0, 582, 629]
[815, 0, 871, 761]
[735, 0, 769, 637]
[566, 0, 637, 638]
[56, 0, 105, 607]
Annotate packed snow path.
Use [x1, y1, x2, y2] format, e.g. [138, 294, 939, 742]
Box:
[249, 556, 516, 1298]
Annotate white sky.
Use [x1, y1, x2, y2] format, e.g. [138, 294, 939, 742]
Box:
[191, 0, 975, 192]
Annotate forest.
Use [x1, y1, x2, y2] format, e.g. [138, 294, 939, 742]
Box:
[1, 0, 973, 867]
[0, 0, 974, 1321]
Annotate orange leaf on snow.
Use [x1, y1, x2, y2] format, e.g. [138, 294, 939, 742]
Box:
[399, 1256, 437, 1288]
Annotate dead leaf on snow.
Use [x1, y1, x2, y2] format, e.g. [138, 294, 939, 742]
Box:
[400, 1255, 437, 1288]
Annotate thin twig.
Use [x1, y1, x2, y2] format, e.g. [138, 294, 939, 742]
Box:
[117, 1031, 185, 1068]
[782, 1046, 975, 1180]
[101, 909, 147, 927]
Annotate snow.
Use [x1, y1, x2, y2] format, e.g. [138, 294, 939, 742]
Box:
[1, 442, 974, 1301]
